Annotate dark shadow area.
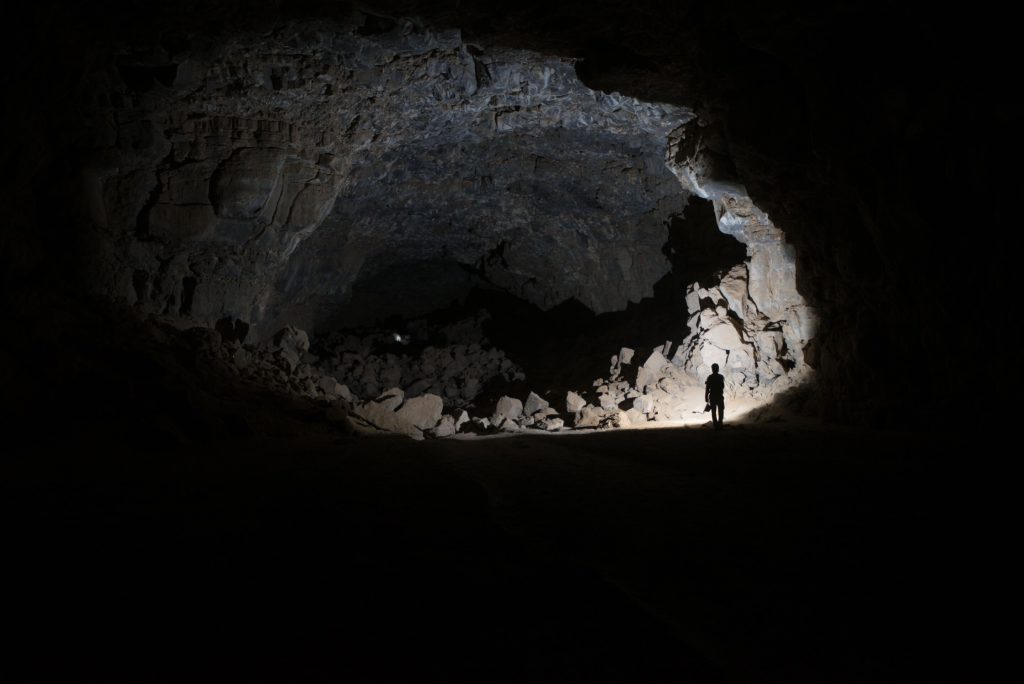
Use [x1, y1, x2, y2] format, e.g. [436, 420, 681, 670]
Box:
[319, 259, 488, 330]
[1, 302, 962, 682]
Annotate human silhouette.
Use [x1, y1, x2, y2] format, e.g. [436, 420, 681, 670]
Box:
[705, 363, 725, 430]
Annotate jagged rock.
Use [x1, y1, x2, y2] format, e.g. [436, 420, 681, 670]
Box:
[271, 326, 310, 355]
[430, 415, 457, 438]
[396, 393, 444, 430]
[633, 395, 654, 415]
[537, 417, 564, 431]
[375, 387, 404, 411]
[623, 408, 647, 426]
[523, 391, 548, 416]
[275, 348, 300, 372]
[574, 405, 619, 429]
[619, 347, 635, 365]
[566, 391, 587, 414]
[352, 400, 421, 439]
[318, 375, 342, 396]
[454, 411, 470, 431]
[491, 396, 524, 426]
[306, 315, 522, 410]
[636, 349, 670, 392]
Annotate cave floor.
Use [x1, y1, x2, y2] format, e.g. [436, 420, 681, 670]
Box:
[6, 415, 958, 683]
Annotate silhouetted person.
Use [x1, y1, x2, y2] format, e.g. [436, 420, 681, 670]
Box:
[705, 363, 725, 430]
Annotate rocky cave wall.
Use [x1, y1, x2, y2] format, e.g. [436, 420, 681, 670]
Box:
[82, 17, 694, 335]
[72, 8, 814, 409]
[5, 1, 998, 426]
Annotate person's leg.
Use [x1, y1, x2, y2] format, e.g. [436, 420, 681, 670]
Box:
[718, 399, 725, 427]
[711, 402, 721, 428]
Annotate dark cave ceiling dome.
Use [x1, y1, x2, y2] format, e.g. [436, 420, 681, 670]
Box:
[87, 16, 693, 331]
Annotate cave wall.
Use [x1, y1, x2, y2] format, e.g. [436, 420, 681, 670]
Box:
[78, 15, 693, 338]
[4, 0, 1001, 425]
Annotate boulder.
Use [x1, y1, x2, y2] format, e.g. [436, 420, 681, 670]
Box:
[396, 393, 444, 430]
[633, 395, 654, 415]
[566, 391, 587, 414]
[491, 396, 524, 425]
[623, 407, 647, 426]
[430, 415, 457, 438]
[524, 391, 549, 416]
[636, 349, 671, 392]
[271, 325, 311, 355]
[575, 405, 618, 429]
[318, 375, 342, 396]
[352, 400, 421, 439]
[374, 387, 405, 411]
[537, 417, 564, 431]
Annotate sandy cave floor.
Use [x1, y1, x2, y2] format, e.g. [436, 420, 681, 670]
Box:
[3, 401, 970, 683]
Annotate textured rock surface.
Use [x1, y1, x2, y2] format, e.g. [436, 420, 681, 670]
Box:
[6, 1, 989, 427]
[311, 311, 522, 406]
[395, 393, 444, 430]
[83, 15, 691, 338]
[66, 7, 820, 419]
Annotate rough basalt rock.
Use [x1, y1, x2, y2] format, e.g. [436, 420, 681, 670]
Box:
[85, 17, 692, 339]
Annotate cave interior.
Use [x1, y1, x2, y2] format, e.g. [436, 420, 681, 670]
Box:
[1, 1, 1001, 681]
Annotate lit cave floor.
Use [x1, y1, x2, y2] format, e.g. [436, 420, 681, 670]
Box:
[7, 418, 961, 683]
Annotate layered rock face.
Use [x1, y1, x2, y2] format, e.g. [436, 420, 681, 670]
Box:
[84, 16, 692, 337]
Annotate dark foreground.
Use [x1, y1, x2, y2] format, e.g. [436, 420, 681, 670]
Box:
[5, 405, 968, 683]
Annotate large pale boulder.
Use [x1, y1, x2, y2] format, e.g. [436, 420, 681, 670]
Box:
[396, 393, 444, 430]
[524, 391, 549, 416]
[491, 396, 524, 427]
[352, 400, 421, 439]
[374, 387, 405, 411]
[574, 405, 619, 429]
[430, 415, 457, 438]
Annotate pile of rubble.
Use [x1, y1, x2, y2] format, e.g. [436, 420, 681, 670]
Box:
[311, 312, 523, 407]
[200, 276, 810, 439]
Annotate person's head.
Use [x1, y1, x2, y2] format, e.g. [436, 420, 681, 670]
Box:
[711, 363, 719, 373]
